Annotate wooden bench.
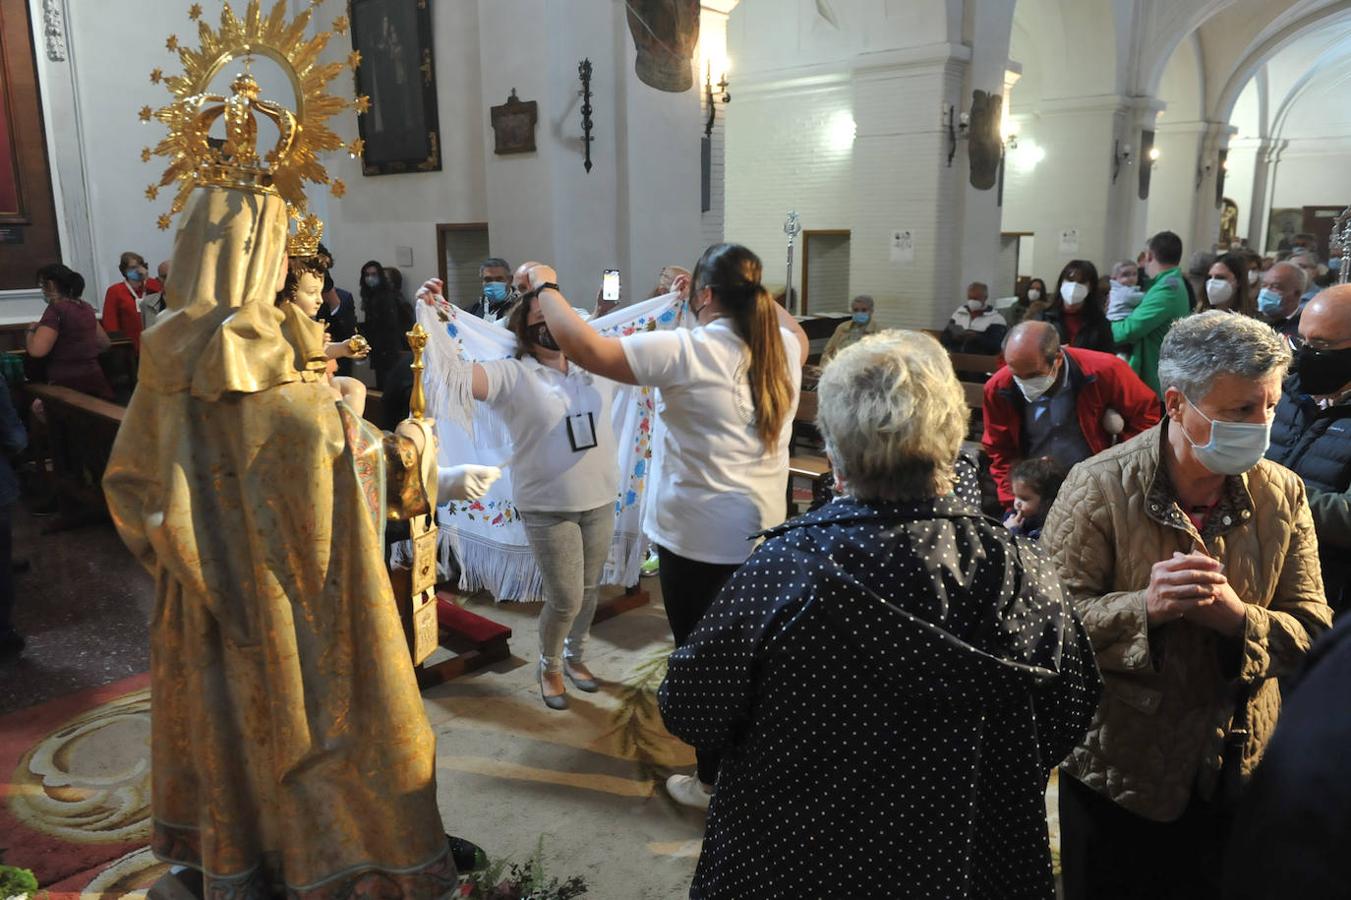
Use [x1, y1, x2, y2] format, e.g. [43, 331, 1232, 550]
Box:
[948, 351, 1002, 381]
[24, 383, 124, 529]
[787, 389, 830, 513]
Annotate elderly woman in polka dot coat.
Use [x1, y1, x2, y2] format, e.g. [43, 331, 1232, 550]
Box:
[658, 331, 1102, 899]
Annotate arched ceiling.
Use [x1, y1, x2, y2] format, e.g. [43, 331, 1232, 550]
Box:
[1220, 9, 1351, 141]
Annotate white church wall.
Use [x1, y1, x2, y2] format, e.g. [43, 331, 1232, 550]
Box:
[723, 79, 854, 297]
[320, 0, 488, 300]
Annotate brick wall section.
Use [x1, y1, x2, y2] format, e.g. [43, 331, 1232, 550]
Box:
[725, 81, 855, 303]
[724, 55, 980, 332]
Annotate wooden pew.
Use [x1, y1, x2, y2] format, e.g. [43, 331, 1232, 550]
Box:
[787, 389, 830, 514]
[948, 351, 1002, 381]
[24, 384, 124, 528]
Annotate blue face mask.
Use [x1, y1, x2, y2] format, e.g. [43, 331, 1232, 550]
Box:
[483, 281, 509, 303]
[1182, 395, 1272, 476]
[1257, 288, 1284, 316]
[126, 269, 143, 282]
[852, 312, 870, 326]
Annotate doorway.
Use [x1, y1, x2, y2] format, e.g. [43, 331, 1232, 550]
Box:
[802, 229, 851, 315]
[436, 223, 491, 310]
[1302, 206, 1344, 262]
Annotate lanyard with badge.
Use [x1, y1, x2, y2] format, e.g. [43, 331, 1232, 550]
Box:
[559, 366, 599, 452]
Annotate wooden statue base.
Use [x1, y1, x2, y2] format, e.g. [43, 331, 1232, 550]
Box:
[147, 867, 204, 900]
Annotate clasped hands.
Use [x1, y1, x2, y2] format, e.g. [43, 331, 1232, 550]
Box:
[1144, 551, 1247, 637]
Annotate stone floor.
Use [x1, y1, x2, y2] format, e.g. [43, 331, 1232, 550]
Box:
[0, 506, 707, 897]
[0, 506, 154, 716]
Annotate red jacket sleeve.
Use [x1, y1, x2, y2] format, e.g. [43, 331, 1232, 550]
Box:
[1110, 358, 1162, 438]
[102, 285, 143, 351]
[101, 285, 123, 333]
[981, 375, 1021, 506]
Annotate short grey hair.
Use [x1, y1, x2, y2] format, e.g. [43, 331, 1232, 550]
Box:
[851, 294, 875, 311]
[816, 330, 967, 501]
[1157, 310, 1292, 400]
[1271, 260, 1308, 293]
[1111, 260, 1138, 279]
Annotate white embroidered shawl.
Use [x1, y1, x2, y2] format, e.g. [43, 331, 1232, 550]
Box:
[412, 293, 685, 601]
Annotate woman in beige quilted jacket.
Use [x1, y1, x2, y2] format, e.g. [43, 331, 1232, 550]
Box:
[1043, 310, 1333, 900]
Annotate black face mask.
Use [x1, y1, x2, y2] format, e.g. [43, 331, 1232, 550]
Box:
[1296, 345, 1351, 396]
[528, 322, 559, 351]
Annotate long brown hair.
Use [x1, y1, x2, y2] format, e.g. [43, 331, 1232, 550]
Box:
[691, 243, 794, 449]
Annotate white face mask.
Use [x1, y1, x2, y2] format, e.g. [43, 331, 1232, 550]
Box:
[1014, 358, 1059, 402]
[1247, 269, 1260, 286]
[1026, 288, 1042, 302]
[966, 299, 985, 313]
[1205, 278, 1234, 307]
[1060, 281, 1089, 308]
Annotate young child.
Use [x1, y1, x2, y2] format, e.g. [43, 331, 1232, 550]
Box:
[1106, 260, 1144, 322]
[277, 255, 370, 415]
[1004, 456, 1069, 540]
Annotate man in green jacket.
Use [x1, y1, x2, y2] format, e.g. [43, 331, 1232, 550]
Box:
[1112, 231, 1192, 396]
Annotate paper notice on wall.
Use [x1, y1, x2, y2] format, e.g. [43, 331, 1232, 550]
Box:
[1059, 228, 1080, 254]
[890, 230, 915, 265]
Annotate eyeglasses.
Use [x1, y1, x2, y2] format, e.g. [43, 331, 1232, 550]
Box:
[1290, 335, 1351, 352]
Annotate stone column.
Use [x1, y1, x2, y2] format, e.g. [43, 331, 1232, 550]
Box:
[847, 46, 971, 330]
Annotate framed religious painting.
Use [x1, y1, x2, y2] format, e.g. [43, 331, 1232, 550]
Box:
[349, 0, 442, 175]
[490, 89, 537, 155]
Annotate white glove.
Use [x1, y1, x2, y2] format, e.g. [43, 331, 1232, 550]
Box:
[437, 464, 501, 501]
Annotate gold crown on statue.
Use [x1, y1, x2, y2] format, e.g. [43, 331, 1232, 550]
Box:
[286, 209, 324, 257]
[140, 0, 369, 230]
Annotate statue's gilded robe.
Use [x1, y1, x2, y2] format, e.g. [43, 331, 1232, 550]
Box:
[102, 187, 453, 898]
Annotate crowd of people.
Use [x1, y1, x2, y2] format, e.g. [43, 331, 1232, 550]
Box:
[402, 227, 1346, 896]
[5, 217, 1350, 897]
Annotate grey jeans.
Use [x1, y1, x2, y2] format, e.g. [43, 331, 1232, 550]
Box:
[520, 503, 616, 673]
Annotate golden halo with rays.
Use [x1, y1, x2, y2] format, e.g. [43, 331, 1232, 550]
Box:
[143, 0, 368, 229]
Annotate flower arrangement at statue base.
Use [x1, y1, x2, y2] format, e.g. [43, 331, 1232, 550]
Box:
[457, 840, 587, 900]
[0, 862, 39, 900]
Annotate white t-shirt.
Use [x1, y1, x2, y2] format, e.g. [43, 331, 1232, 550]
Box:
[480, 356, 620, 512]
[620, 319, 803, 565]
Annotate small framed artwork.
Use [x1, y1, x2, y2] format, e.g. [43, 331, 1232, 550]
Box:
[490, 89, 538, 155]
[349, 0, 442, 175]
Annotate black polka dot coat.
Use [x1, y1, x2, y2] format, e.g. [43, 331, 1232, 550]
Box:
[658, 495, 1103, 899]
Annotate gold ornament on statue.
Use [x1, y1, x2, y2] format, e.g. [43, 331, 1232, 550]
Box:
[407, 324, 428, 421]
[345, 334, 371, 359]
[286, 210, 324, 257]
[141, 0, 365, 229]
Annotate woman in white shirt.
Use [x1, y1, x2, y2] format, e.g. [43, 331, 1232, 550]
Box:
[419, 278, 621, 711]
[527, 243, 809, 809]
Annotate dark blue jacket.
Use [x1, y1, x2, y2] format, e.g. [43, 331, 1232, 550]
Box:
[659, 496, 1101, 899]
[1266, 374, 1351, 614]
[1225, 616, 1351, 898]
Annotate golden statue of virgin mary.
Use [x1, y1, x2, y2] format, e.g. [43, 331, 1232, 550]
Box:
[103, 4, 465, 896]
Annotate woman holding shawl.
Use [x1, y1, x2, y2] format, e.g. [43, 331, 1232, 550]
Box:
[528, 243, 809, 810]
[419, 277, 621, 710]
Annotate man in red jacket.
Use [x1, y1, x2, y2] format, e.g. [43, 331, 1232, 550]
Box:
[982, 321, 1160, 506]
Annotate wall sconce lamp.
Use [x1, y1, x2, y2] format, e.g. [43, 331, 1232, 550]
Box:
[1195, 159, 1214, 192]
[702, 61, 732, 138]
[1112, 141, 1134, 184]
[1148, 146, 1161, 167]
